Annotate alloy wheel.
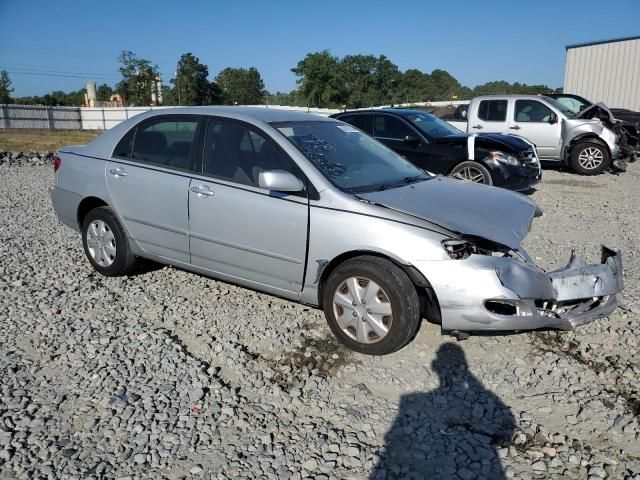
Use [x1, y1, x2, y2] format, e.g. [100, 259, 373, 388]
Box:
[452, 166, 488, 183]
[332, 276, 393, 344]
[577, 146, 604, 170]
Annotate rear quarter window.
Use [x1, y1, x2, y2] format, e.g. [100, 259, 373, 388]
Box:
[112, 129, 135, 159]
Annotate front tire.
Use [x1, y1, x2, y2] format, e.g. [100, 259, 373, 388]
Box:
[570, 142, 610, 175]
[449, 161, 493, 185]
[322, 256, 421, 355]
[82, 206, 137, 276]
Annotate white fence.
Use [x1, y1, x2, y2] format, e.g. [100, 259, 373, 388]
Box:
[1, 100, 470, 131]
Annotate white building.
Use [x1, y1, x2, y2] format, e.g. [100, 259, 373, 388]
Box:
[564, 35, 640, 111]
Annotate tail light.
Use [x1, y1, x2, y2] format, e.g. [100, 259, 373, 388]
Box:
[53, 155, 62, 172]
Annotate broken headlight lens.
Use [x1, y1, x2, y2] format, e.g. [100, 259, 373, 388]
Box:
[488, 151, 521, 166]
[442, 239, 474, 259]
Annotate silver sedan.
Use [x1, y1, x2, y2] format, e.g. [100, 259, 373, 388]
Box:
[51, 107, 624, 354]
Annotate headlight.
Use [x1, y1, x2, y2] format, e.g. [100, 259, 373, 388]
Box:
[442, 238, 528, 261]
[487, 151, 521, 166]
[442, 239, 475, 259]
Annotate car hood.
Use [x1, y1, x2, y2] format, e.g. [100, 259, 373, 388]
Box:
[575, 102, 617, 124]
[358, 176, 538, 250]
[435, 133, 531, 153]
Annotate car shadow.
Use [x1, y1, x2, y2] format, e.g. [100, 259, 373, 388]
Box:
[370, 343, 515, 480]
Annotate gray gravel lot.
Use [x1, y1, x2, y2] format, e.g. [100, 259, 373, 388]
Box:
[1, 160, 639, 479]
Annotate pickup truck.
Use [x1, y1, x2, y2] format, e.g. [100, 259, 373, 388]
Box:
[448, 95, 621, 175]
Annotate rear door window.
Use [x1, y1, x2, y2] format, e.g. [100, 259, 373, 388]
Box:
[338, 114, 373, 135]
[130, 117, 199, 171]
[477, 100, 508, 122]
[373, 114, 415, 140]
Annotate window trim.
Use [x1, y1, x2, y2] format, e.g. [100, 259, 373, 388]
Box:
[199, 115, 310, 198]
[513, 99, 555, 124]
[477, 99, 508, 123]
[114, 114, 203, 173]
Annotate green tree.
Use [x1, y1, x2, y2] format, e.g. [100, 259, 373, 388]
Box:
[215, 67, 265, 105]
[96, 83, 114, 101]
[371, 55, 401, 105]
[116, 50, 159, 106]
[171, 53, 211, 105]
[339, 54, 378, 108]
[0, 70, 14, 103]
[291, 50, 345, 108]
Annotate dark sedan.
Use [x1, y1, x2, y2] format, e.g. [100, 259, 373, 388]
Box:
[330, 109, 541, 191]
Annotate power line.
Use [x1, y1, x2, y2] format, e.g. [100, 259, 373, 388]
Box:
[0, 64, 120, 79]
[2, 70, 118, 80]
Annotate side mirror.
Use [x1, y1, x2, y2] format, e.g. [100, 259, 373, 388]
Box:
[548, 113, 558, 124]
[403, 134, 421, 147]
[258, 170, 304, 192]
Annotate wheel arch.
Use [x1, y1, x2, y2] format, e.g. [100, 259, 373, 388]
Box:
[77, 196, 110, 228]
[317, 250, 442, 324]
[566, 134, 611, 160]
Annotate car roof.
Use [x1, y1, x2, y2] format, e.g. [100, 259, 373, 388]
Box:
[473, 94, 555, 101]
[334, 108, 427, 117]
[80, 106, 335, 158]
[141, 106, 336, 123]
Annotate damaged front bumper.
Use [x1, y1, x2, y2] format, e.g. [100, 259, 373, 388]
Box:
[415, 246, 623, 332]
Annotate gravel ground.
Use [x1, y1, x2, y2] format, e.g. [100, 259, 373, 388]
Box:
[1, 159, 639, 480]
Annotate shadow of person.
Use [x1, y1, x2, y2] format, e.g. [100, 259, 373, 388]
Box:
[370, 343, 515, 480]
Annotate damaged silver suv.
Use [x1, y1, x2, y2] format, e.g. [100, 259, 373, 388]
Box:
[50, 107, 624, 355]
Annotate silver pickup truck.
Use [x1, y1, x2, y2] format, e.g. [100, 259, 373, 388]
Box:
[449, 95, 621, 175]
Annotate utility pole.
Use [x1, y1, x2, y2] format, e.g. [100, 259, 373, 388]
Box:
[175, 71, 181, 106]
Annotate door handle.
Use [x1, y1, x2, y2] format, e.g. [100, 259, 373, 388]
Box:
[471, 125, 483, 129]
[109, 167, 127, 177]
[509, 125, 521, 130]
[191, 185, 214, 197]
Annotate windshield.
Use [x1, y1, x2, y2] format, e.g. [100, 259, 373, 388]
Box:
[273, 120, 430, 193]
[551, 95, 592, 116]
[542, 96, 577, 119]
[403, 112, 462, 138]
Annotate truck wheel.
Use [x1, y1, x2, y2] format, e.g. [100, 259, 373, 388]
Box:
[570, 143, 610, 175]
[322, 256, 421, 355]
[81, 206, 137, 276]
[450, 161, 493, 185]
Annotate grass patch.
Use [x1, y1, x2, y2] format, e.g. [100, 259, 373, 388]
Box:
[0, 129, 101, 152]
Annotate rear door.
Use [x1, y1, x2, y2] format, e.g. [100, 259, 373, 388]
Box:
[509, 99, 562, 158]
[106, 115, 200, 263]
[188, 117, 308, 295]
[335, 113, 373, 135]
[469, 99, 509, 134]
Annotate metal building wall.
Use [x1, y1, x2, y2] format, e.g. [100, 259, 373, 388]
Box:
[564, 37, 640, 111]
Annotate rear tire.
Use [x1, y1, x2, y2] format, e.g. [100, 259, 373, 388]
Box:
[81, 206, 137, 276]
[322, 256, 421, 355]
[570, 142, 610, 175]
[449, 161, 493, 185]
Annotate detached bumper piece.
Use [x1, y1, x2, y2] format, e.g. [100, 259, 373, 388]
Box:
[484, 247, 623, 330]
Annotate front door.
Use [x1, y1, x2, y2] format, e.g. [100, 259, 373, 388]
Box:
[106, 115, 200, 263]
[373, 113, 427, 167]
[509, 99, 562, 159]
[188, 118, 308, 295]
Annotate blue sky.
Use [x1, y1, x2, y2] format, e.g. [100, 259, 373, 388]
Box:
[1, 0, 639, 97]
